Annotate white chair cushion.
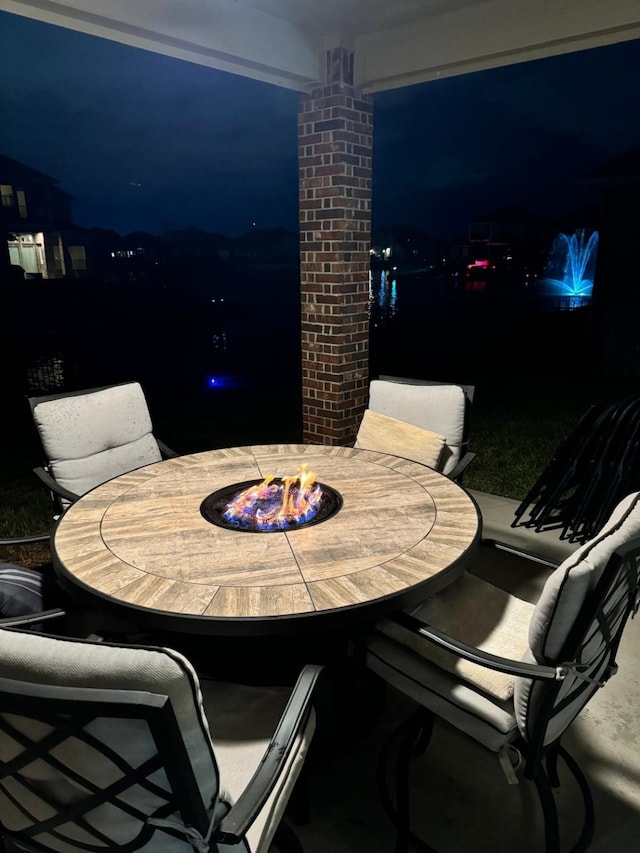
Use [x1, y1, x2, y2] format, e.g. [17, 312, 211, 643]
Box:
[528, 491, 640, 661]
[514, 491, 640, 746]
[371, 492, 640, 754]
[0, 631, 315, 853]
[367, 631, 518, 752]
[354, 409, 446, 471]
[368, 380, 466, 476]
[201, 679, 316, 853]
[49, 434, 162, 499]
[378, 573, 534, 702]
[0, 630, 218, 852]
[32, 383, 162, 499]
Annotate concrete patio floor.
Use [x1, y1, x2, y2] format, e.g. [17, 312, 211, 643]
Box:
[294, 645, 640, 852]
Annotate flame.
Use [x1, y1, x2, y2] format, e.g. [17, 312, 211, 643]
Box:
[223, 464, 324, 530]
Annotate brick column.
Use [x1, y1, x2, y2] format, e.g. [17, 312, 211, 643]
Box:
[298, 48, 373, 445]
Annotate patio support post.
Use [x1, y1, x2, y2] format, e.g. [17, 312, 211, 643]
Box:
[298, 48, 373, 445]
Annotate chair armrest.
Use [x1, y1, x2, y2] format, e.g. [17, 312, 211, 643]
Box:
[0, 607, 68, 628]
[33, 467, 81, 504]
[0, 533, 51, 546]
[448, 450, 476, 482]
[388, 611, 559, 681]
[217, 663, 325, 842]
[479, 537, 560, 569]
[156, 439, 179, 459]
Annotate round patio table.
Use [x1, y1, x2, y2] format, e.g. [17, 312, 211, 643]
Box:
[52, 444, 480, 635]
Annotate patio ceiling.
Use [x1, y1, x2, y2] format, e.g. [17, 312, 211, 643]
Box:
[3, 0, 640, 93]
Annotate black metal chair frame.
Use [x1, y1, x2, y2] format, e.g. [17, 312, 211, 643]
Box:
[0, 535, 50, 548]
[375, 537, 640, 853]
[513, 395, 640, 544]
[0, 657, 323, 853]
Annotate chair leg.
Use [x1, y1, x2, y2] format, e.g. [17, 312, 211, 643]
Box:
[378, 708, 438, 853]
[536, 743, 595, 853]
[546, 744, 561, 788]
[533, 761, 562, 853]
[557, 746, 595, 853]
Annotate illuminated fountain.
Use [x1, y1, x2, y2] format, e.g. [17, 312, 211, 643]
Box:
[538, 229, 599, 309]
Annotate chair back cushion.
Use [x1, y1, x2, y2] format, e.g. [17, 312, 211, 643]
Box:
[0, 630, 219, 851]
[367, 380, 466, 476]
[527, 491, 640, 660]
[32, 382, 162, 501]
[515, 491, 640, 745]
[355, 409, 446, 471]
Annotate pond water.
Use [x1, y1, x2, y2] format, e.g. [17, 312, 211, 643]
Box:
[4, 262, 593, 454]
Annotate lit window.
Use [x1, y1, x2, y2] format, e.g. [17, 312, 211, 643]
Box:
[69, 245, 87, 271]
[17, 190, 27, 218]
[0, 185, 13, 207]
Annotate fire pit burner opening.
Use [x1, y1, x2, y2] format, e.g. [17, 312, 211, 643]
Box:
[200, 474, 343, 533]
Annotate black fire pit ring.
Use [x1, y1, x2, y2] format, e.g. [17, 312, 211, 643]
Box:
[200, 478, 343, 533]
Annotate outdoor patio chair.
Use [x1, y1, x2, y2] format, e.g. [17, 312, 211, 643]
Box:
[0, 534, 65, 629]
[0, 629, 324, 853]
[0, 533, 50, 551]
[0, 561, 64, 629]
[512, 394, 640, 546]
[366, 490, 640, 853]
[0, 534, 121, 638]
[355, 377, 475, 480]
[29, 381, 177, 514]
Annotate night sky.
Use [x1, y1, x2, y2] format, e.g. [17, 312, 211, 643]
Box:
[1, 10, 639, 240]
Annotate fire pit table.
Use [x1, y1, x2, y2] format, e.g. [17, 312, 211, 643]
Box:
[52, 444, 480, 636]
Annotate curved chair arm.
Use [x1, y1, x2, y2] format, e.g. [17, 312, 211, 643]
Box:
[33, 466, 81, 505]
[0, 608, 69, 628]
[217, 663, 325, 842]
[448, 450, 477, 482]
[0, 533, 51, 546]
[480, 537, 561, 569]
[389, 611, 560, 682]
[157, 439, 179, 459]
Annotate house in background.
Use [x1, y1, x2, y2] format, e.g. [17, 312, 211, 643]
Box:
[0, 154, 89, 279]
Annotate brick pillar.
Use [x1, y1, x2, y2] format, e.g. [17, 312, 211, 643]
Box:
[298, 47, 373, 445]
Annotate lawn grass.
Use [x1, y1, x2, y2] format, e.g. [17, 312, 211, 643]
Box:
[464, 376, 639, 498]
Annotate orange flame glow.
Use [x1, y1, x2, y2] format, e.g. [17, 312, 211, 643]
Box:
[223, 464, 323, 530]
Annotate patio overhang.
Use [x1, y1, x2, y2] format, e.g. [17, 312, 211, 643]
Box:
[3, 0, 640, 94]
[4, 0, 639, 445]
